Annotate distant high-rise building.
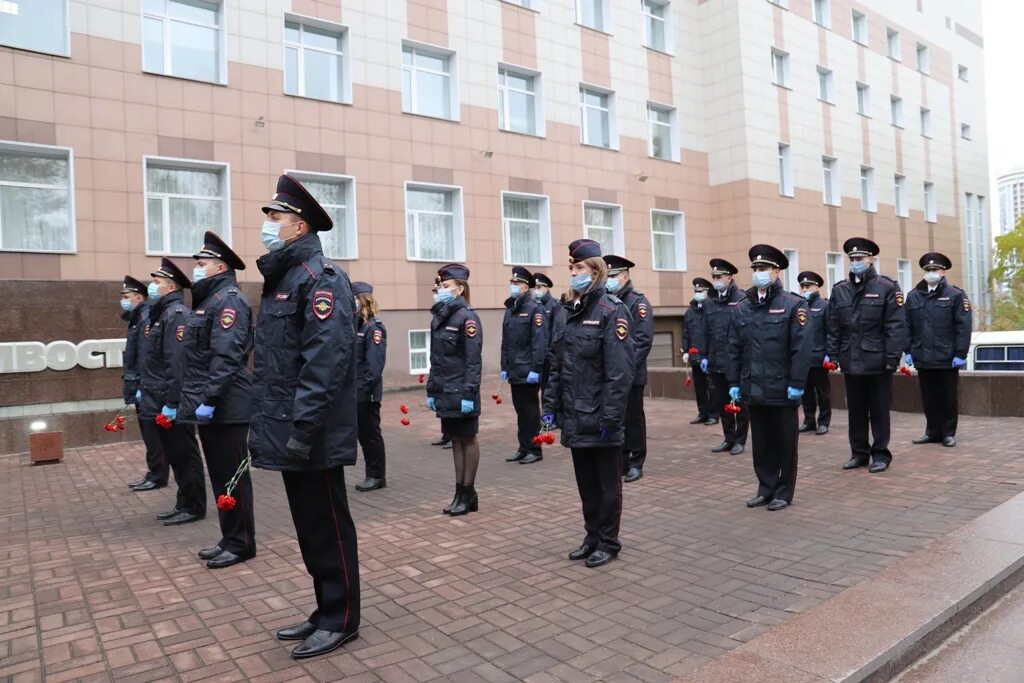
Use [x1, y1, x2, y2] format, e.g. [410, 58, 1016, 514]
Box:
[998, 169, 1024, 236]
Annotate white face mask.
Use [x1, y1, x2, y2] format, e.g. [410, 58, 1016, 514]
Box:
[262, 220, 301, 252]
[924, 271, 942, 286]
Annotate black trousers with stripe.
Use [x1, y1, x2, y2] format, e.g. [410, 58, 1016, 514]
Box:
[198, 424, 255, 555]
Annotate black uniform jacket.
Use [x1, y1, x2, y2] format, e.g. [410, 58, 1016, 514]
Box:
[121, 301, 151, 404]
[905, 277, 972, 368]
[248, 233, 358, 471]
[356, 316, 387, 403]
[826, 267, 908, 375]
[175, 272, 254, 424]
[682, 298, 706, 367]
[139, 291, 189, 419]
[535, 291, 556, 380]
[427, 297, 483, 418]
[726, 281, 813, 406]
[803, 290, 829, 367]
[618, 282, 654, 386]
[543, 287, 635, 448]
[501, 293, 547, 384]
[703, 281, 747, 373]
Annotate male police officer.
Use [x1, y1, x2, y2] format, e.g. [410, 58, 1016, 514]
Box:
[827, 238, 908, 473]
[704, 258, 748, 455]
[502, 266, 548, 464]
[727, 245, 812, 511]
[532, 272, 557, 395]
[142, 259, 207, 525]
[248, 174, 360, 659]
[683, 277, 716, 426]
[175, 232, 256, 569]
[905, 252, 972, 448]
[121, 276, 169, 492]
[797, 271, 831, 435]
[604, 255, 653, 483]
[353, 281, 388, 490]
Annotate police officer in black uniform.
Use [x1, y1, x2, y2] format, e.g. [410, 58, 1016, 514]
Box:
[248, 174, 360, 659]
[532, 272, 557, 398]
[429, 278, 453, 451]
[353, 281, 388, 490]
[175, 232, 256, 569]
[542, 239, 634, 568]
[141, 259, 207, 525]
[121, 276, 169, 492]
[704, 258, 748, 455]
[502, 266, 548, 464]
[604, 255, 653, 483]
[683, 277, 716, 425]
[905, 252, 972, 448]
[727, 246, 813, 511]
[827, 238, 908, 473]
[797, 271, 831, 435]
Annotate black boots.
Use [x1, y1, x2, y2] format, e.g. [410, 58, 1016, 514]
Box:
[442, 484, 462, 514]
[445, 484, 478, 516]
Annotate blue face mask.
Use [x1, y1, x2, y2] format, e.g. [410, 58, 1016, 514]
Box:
[713, 280, 727, 291]
[262, 219, 300, 252]
[605, 278, 621, 293]
[850, 260, 869, 275]
[694, 291, 707, 302]
[569, 273, 592, 293]
[752, 271, 772, 289]
[147, 282, 161, 300]
[801, 290, 814, 300]
[120, 299, 136, 313]
[437, 289, 455, 305]
[510, 284, 523, 298]
[533, 289, 545, 300]
[193, 266, 207, 282]
[432, 292, 443, 304]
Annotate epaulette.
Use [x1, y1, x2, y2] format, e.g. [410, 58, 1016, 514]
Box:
[605, 294, 623, 305]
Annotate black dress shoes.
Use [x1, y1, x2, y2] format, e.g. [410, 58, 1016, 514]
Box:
[798, 423, 816, 433]
[689, 415, 707, 425]
[129, 477, 149, 489]
[942, 436, 957, 447]
[767, 499, 789, 511]
[584, 549, 615, 568]
[746, 495, 769, 508]
[442, 441, 453, 450]
[568, 544, 594, 561]
[197, 545, 222, 560]
[207, 549, 254, 569]
[354, 478, 386, 491]
[623, 467, 643, 483]
[291, 629, 359, 659]
[711, 441, 733, 453]
[131, 480, 161, 491]
[276, 621, 318, 641]
[506, 451, 526, 462]
[843, 457, 869, 470]
[431, 438, 451, 447]
[162, 511, 204, 526]
[868, 461, 889, 473]
[155, 508, 180, 520]
[704, 417, 719, 426]
[730, 443, 745, 456]
[815, 425, 829, 435]
[912, 434, 936, 445]
[519, 453, 543, 464]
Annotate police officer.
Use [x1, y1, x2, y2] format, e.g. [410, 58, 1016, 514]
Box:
[175, 232, 255, 569]
[797, 271, 831, 435]
[248, 174, 360, 659]
[502, 266, 547, 464]
[428, 264, 484, 515]
[604, 255, 653, 483]
[532, 272, 557, 397]
[683, 278, 717, 426]
[429, 278, 453, 451]
[121, 276, 169, 492]
[905, 252, 972, 448]
[727, 246, 813, 511]
[827, 238, 908, 473]
[542, 239, 633, 568]
[353, 282, 388, 490]
[704, 258, 749, 455]
[141, 259, 207, 526]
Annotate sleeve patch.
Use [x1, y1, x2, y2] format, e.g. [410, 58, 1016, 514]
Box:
[963, 298, 971, 312]
[144, 324, 151, 337]
[220, 308, 237, 330]
[615, 318, 629, 341]
[796, 309, 808, 327]
[895, 292, 905, 307]
[638, 303, 648, 319]
[372, 329, 383, 344]
[312, 290, 335, 320]
[534, 313, 544, 327]
[175, 325, 185, 342]
[465, 320, 478, 338]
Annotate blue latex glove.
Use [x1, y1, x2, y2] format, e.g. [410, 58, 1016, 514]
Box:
[526, 371, 540, 384]
[135, 389, 142, 401]
[460, 399, 474, 414]
[952, 357, 966, 368]
[728, 386, 741, 401]
[161, 405, 177, 420]
[195, 403, 215, 423]
[541, 414, 555, 429]
[823, 355, 830, 364]
[427, 397, 436, 411]
[500, 371, 508, 382]
[905, 353, 914, 367]
[787, 386, 804, 400]
[700, 358, 709, 373]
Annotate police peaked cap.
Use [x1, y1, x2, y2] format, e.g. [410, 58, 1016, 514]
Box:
[438, 263, 470, 281]
[352, 281, 374, 295]
[604, 254, 636, 272]
[568, 238, 602, 263]
[262, 174, 334, 232]
[748, 244, 788, 270]
[510, 266, 535, 287]
[533, 272, 554, 288]
[919, 252, 952, 270]
[843, 237, 880, 257]
[193, 230, 246, 271]
[709, 258, 739, 276]
[692, 277, 712, 290]
[151, 257, 191, 289]
[121, 275, 147, 295]
[798, 271, 825, 287]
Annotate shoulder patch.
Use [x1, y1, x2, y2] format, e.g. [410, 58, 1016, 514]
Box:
[175, 324, 185, 342]
[534, 312, 544, 327]
[638, 303, 648, 319]
[312, 290, 335, 320]
[796, 309, 808, 327]
[220, 308, 237, 330]
[615, 318, 629, 341]
[372, 329, 383, 344]
[144, 323, 151, 337]
[963, 298, 971, 312]
[465, 319, 479, 338]
[895, 292, 905, 307]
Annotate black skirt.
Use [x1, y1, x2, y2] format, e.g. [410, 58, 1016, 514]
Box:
[440, 416, 479, 438]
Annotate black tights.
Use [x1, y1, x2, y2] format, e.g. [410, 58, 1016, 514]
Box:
[451, 436, 480, 485]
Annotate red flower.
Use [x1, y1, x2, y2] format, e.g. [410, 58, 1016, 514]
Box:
[532, 435, 543, 445]
[399, 404, 409, 414]
[544, 433, 556, 444]
[216, 494, 236, 511]
[495, 397, 503, 405]
[899, 366, 912, 376]
[103, 424, 114, 432]
[400, 417, 410, 426]
[688, 347, 699, 355]
[724, 402, 741, 415]
[823, 360, 838, 371]
[418, 374, 425, 384]
[685, 378, 693, 386]
[491, 393, 499, 400]
[155, 414, 173, 430]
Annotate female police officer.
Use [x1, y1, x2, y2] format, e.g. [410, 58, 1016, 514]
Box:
[427, 264, 483, 516]
[352, 282, 388, 491]
[542, 239, 634, 568]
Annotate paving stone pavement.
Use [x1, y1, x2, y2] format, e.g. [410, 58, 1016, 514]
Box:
[3, 393, 1024, 682]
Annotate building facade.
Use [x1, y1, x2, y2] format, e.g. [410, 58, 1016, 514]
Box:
[0, 0, 989, 452]
[997, 169, 1024, 237]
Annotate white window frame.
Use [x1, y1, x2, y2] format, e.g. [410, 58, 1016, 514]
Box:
[283, 14, 352, 105]
[783, 249, 799, 292]
[778, 142, 794, 198]
[958, 64, 969, 82]
[821, 156, 840, 207]
[500, 191, 552, 266]
[142, 155, 231, 257]
[401, 40, 460, 122]
[812, 0, 830, 28]
[771, 48, 791, 88]
[890, 95, 903, 128]
[0, 0, 70, 57]
[579, 84, 618, 150]
[916, 43, 930, 74]
[856, 82, 871, 116]
[642, 0, 673, 54]
[576, 0, 611, 33]
[924, 181, 937, 223]
[647, 101, 680, 162]
[650, 209, 686, 272]
[141, 0, 227, 85]
[498, 64, 545, 137]
[403, 181, 466, 263]
[817, 66, 835, 104]
[408, 329, 430, 374]
[284, 169, 358, 260]
[897, 258, 912, 293]
[894, 174, 908, 218]
[826, 251, 845, 295]
[887, 28, 901, 61]
[961, 123, 973, 141]
[920, 107, 932, 138]
[860, 166, 877, 213]
[767, 0, 789, 6]
[851, 10, 868, 45]
[581, 201, 624, 255]
[0, 141, 76, 254]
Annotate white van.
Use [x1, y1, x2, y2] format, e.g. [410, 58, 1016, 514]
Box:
[967, 331, 1024, 371]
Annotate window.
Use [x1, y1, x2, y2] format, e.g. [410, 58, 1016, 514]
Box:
[643, 0, 672, 53]
[286, 171, 357, 259]
[284, 16, 351, 104]
[768, 0, 788, 7]
[405, 183, 465, 261]
[408, 330, 430, 374]
[961, 123, 972, 140]
[812, 0, 830, 27]
[894, 174, 908, 217]
[783, 249, 799, 292]
[582, 202, 623, 255]
[142, 0, 225, 84]
[890, 96, 903, 127]
[502, 192, 551, 266]
[822, 157, 839, 206]
[506, 0, 534, 7]
[778, 143, 794, 197]
[144, 158, 229, 255]
[887, 28, 901, 60]
[817, 67, 835, 104]
[958, 64, 970, 82]
[920, 107, 932, 137]
[897, 259, 912, 292]
[856, 82, 871, 116]
[771, 48, 790, 87]
[851, 11, 867, 45]
[402, 43, 457, 120]
[651, 210, 686, 271]
[916, 43, 930, 74]
[0, 0, 69, 56]
[826, 252, 845, 294]
[498, 65, 543, 136]
[974, 346, 1024, 372]
[647, 103, 679, 162]
[860, 166, 876, 212]
[924, 182, 936, 223]
[577, 0, 610, 32]
[0, 142, 74, 253]
[579, 86, 617, 149]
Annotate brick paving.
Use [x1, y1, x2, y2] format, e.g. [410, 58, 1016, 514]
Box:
[3, 392, 1024, 682]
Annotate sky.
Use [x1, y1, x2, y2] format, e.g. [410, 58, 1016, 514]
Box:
[984, 0, 1024, 181]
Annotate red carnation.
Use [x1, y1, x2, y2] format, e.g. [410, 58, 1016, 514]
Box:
[685, 377, 693, 386]
[495, 397, 503, 405]
[544, 433, 556, 445]
[400, 417, 410, 426]
[400, 404, 409, 414]
[418, 374, 425, 384]
[491, 393, 499, 400]
[688, 347, 699, 355]
[899, 366, 912, 376]
[216, 494, 236, 511]
[532, 435, 543, 445]
[155, 414, 173, 430]
[823, 360, 838, 371]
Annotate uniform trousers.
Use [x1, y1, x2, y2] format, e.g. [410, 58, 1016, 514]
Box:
[571, 446, 623, 555]
[801, 367, 832, 427]
[692, 365, 716, 419]
[917, 368, 960, 439]
[511, 383, 542, 455]
[844, 373, 893, 464]
[356, 401, 386, 479]
[282, 468, 361, 633]
[749, 405, 799, 503]
[136, 406, 169, 485]
[709, 371, 748, 444]
[197, 424, 254, 555]
[157, 421, 206, 515]
[622, 386, 648, 472]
